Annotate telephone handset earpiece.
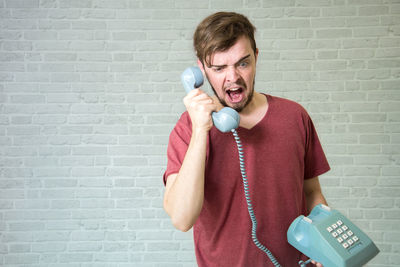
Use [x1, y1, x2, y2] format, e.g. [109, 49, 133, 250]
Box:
[181, 66, 240, 133]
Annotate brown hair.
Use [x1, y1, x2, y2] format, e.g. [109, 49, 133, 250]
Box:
[193, 12, 257, 67]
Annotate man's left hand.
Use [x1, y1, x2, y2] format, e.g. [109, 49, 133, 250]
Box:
[311, 260, 323, 267]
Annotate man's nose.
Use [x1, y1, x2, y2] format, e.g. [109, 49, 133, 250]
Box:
[226, 66, 240, 83]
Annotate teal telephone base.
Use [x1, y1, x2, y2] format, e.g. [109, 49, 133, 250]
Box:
[287, 204, 379, 267]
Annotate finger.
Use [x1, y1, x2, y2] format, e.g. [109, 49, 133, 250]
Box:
[186, 88, 203, 98]
[185, 94, 214, 109]
[191, 101, 218, 113]
[184, 89, 209, 103]
[310, 260, 320, 266]
[311, 261, 323, 267]
[194, 94, 215, 105]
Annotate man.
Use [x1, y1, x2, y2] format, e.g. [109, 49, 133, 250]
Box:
[163, 12, 330, 266]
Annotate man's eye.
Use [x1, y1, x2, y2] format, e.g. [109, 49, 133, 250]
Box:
[239, 61, 249, 68]
[213, 67, 223, 72]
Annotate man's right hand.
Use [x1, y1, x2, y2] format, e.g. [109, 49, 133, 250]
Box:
[183, 89, 217, 132]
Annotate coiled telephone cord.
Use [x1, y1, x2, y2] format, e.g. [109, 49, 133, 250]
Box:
[231, 129, 282, 267]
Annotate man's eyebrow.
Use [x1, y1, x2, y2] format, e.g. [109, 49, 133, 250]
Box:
[210, 54, 251, 68]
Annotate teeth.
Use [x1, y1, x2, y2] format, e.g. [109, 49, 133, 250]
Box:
[228, 88, 240, 92]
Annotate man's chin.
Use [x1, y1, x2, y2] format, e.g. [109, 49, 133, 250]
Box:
[221, 99, 247, 113]
[224, 92, 254, 112]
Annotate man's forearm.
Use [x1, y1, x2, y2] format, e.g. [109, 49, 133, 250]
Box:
[306, 191, 328, 214]
[303, 177, 328, 214]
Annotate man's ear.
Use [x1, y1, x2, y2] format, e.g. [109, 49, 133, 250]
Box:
[197, 59, 205, 75]
[255, 48, 259, 63]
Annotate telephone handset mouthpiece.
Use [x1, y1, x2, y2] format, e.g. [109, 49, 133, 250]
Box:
[181, 66, 240, 133]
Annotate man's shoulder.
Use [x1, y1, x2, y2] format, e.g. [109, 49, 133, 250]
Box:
[178, 111, 192, 126]
[267, 94, 308, 115]
[172, 111, 192, 134]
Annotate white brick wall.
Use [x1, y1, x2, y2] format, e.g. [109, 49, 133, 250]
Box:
[0, 0, 399, 266]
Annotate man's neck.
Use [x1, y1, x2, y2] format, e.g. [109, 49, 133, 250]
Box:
[238, 92, 268, 130]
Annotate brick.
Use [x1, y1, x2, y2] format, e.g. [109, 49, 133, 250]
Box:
[354, 27, 390, 37]
[75, 189, 109, 198]
[343, 38, 379, 49]
[103, 242, 129, 252]
[352, 113, 387, 123]
[380, 37, 400, 47]
[346, 17, 380, 26]
[347, 144, 382, 154]
[275, 19, 310, 28]
[359, 6, 389, 16]
[80, 199, 114, 208]
[322, 6, 357, 16]
[71, 231, 105, 241]
[262, 0, 295, 7]
[360, 198, 394, 209]
[93, 252, 129, 262]
[32, 242, 66, 252]
[143, 252, 178, 262]
[311, 18, 346, 28]
[371, 188, 400, 198]
[59, 253, 93, 263]
[285, 7, 320, 17]
[147, 242, 180, 251]
[105, 231, 136, 241]
[5, 255, 40, 264]
[68, 242, 103, 252]
[113, 32, 147, 41]
[51, 200, 80, 209]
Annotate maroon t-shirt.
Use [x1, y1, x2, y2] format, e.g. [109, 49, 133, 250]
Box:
[164, 94, 330, 266]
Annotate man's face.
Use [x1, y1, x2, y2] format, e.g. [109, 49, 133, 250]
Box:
[199, 36, 258, 112]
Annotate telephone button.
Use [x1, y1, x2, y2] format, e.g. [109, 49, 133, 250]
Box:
[342, 234, 348, 240]
[332, 231, 339, 238]
[343, 243, 349, 249]
[347, 230, 353, 236]
[337, 229, 343, 234]
[337, 237, 344, 243]
[337, 220, 343, 226]
[332, 223, 338, 229]
[352, 236, 359, 242]
[342, 225, 348, 231]
[327, 226, 333, 232]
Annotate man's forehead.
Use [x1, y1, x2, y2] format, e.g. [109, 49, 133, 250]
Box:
[208, 38, 254, 66]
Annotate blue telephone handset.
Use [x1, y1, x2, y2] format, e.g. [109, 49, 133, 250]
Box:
[181, 66, 240, 132]
[287, 204, 379, 267]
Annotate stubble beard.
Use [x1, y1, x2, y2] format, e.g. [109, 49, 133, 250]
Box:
[205, 72, 255, 113]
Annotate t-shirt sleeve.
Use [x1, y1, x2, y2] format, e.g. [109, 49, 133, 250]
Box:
[163, 113, 192, 185]
[303, 113, 330, 179]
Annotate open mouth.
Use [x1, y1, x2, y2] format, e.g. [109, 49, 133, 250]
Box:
[226, 87, 244, 103]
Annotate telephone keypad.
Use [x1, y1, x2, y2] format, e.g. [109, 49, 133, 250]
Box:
[327, 220, 360, 250]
